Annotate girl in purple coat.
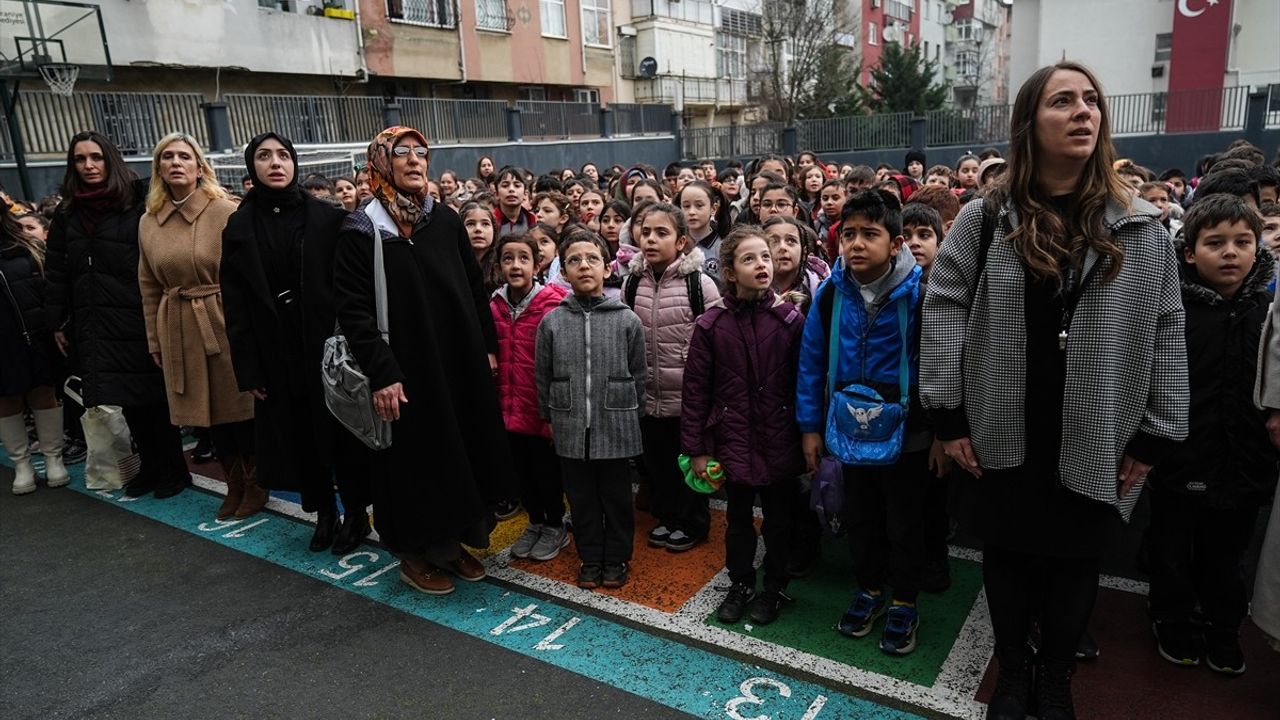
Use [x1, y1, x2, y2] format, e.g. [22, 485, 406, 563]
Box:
[680, 226, 807, 627]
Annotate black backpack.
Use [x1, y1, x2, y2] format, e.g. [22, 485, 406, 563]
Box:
[623, 271, 706, 317]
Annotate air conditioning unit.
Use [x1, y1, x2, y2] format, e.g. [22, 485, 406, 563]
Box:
[871, 0, 881, 7]
[1151, 64, 1165, 78]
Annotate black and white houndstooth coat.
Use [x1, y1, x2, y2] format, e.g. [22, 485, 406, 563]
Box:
[921, 196, 1189, 521]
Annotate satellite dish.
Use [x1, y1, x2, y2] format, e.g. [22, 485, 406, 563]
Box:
[942, 12, 953, 23]
[638, 57, 658, 79]
[883, 23, 902, 43]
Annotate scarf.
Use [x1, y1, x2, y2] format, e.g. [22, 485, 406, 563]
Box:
[366, 126, 431, 238]
[241, 133, 308, 294]
[72, 185, 114, 236]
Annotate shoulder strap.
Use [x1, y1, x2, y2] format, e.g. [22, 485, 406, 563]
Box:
[373, 223, 389, 342]
[624, 273, 641, 310]
[896, 296, 909, 407]
[826, 287, 843, 400]
[972, 205, 996, 300]
[686, 270, 705, 317]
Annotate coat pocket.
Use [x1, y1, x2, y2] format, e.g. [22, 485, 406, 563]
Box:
[604, 376, 638, 410]
[549, 377, 572, 411]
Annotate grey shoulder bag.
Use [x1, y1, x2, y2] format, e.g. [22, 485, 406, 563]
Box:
[322, 223, 393, 450]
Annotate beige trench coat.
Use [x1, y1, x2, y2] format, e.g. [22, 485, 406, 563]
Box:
[138, 190, 253, 427]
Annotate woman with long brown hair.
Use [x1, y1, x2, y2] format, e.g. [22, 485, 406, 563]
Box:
[922, 62, 1187, 720]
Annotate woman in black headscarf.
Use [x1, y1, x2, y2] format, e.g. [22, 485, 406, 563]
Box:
[221, 132, 372, 554]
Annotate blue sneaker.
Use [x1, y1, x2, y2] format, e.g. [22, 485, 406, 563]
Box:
[837, 590, 885, 638]
[879, 604, 919, 656]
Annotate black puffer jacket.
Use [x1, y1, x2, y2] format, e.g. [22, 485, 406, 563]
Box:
[0, 242, 50, 342]
[1150, 240, 1279, 508]
[44, 180, 167, 407]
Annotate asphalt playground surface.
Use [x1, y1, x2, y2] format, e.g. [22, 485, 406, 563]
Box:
[2, 449, 1278, 720]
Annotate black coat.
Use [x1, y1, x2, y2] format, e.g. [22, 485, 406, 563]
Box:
[221, 193, 353, 490]
[0, 242, 61, 395]
[44, 181, 167, 407]
[1151, 243, 1279, 508]
[332, 202, 515, 555]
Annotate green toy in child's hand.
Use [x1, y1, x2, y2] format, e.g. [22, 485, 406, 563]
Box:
[678, 454, 724, 494]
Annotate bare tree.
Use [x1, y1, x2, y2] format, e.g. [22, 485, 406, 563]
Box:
[754, 0, 856, 123]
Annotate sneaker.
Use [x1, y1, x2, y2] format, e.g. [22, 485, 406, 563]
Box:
[879, 604, 919, 655]
[62, 437, 87, 465]
[494, 499, 521, 521]
[647, 525, 671, 547]
[510, 523, 544, 559]
[577, 562, 603, 589]
[665, 530, 700, 553]
[529, 525, 570, 561]
[837, 590, 886, 638]
[717, 583, 755, 624]
[1204, 627, 1246, 675]
[747, 590, 786, 625]
[1075, 630, 1100, 661]
[1152, 621, 1202, 667]
[602, 562, 629, 588]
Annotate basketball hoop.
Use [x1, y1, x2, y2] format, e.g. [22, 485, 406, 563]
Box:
[38, 63, 79, 96]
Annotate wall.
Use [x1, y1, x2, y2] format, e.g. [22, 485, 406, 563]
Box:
[1230, 0, 1280, 90]
[81, 0, 363, 78]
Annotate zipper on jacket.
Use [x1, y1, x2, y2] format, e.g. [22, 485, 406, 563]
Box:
[584, 308, 593, 450]
[648, 271, 661, 411]
[0, 270, 31, 345]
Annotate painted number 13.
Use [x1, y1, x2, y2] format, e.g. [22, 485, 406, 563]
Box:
[725, 677, 827, 720]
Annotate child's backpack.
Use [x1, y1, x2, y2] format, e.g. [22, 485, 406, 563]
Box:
[623, 270, 706, 317]
[822, 285, 911, 466]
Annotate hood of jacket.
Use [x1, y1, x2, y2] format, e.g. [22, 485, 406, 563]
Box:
[1174, 235, 1276, 306]
[829, 247, 920, 306]
[559, 292, 630, 315]
[627, 245, 706, 280]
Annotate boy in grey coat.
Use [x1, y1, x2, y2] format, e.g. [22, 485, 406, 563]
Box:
[536, 233, 646, 590]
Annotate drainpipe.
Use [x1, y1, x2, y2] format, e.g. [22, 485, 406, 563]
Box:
[455, 0, 469, 84]
[351, 0, 370, 83]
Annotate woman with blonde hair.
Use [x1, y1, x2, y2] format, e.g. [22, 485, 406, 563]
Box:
[137, 133, 258, 503]
[922, 62, 1187, 719]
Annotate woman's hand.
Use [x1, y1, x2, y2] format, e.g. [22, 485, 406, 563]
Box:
[691, 454, 711, 479]
[1267, 410, 1280, 449]
[251, 388, 268, 401]
[928, 438, 955, 478]
[488, 353, 498, 376]
[802, 432, 824, 474]
[1117, 455, 1152, 498]
[151, 352, 163, 369]
[942, 437, 982, 478]
[53, 331, 69, 356]
[374, 382, 408, 422]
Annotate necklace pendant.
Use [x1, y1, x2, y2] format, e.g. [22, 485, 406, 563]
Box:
[273, 207, 280, 213]
[1058, 330, 1068, 351]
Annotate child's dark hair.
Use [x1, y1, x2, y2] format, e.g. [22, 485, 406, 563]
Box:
[761, 182, 799, 204]
[1260, 202, 1280, 219]
[1159, 168, 1186, 183]
[763, 214, 820, 261]
[557, 228, 612, 267]
[677, 180, 731, 237]
[16, 212, 49, 230]
[638, 201, 690, 241]
[978, 147, 1002, 161]
[717, 225, 771, 287]
[1222, 144, 1266, 166]
[601, 199, 631, 221]
[459, 200, 494, 220]
[926, 164, 952, 179]
[1195, 168, 1261, 206]
[1138, 181, 1170, 197]
[908, 185, 960, 225]
[302, 175, 334, 193]
[533, 190, 571, 219]
[1248, 164, 1279, 193]
[901, 203, 944, 244]
[1183, 193, 1263, 250]
[533, 175, 564, 193]
[495, 231, 543, 266]
[820, 177, 845, 193]
[494, 165, 527, 186]
[841, 189, 903, 238]
[531, 221, 561, 248]
[630, 177, 668, 202]
[843, 165, 876, 186]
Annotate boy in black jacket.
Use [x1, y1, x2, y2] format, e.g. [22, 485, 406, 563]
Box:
[1148, 193, 1278, 675]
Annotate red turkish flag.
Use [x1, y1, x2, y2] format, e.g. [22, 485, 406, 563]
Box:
[1166, 0, 1233, 132]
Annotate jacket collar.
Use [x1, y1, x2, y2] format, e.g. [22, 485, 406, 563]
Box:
[830, 249, 919, 305]
[561, 293, 627, 314]
[364, 197, 402, 239]
[155, 188, 212, 226]
[627, 245, 706, 280]
[997, 193, 1160, 232]
[1174, 235, 1276, 306]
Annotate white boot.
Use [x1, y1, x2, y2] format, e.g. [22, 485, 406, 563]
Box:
[33, 406, 69, 488]
[0, 413, 36, 495]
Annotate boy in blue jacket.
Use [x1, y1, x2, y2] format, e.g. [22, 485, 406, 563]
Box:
[796, 189, 927, 656]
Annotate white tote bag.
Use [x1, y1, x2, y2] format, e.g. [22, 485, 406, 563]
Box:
[63, 377, 139, 490]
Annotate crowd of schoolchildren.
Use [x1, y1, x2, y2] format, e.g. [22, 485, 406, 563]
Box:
[4, 67, 1280, 720]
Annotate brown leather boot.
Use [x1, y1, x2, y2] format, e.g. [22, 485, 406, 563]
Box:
[234, 457, 269, 518]
[399, 555, 455, 595]
[216, 457, 245, 520]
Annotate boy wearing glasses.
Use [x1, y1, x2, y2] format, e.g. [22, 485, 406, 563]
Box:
[535, 232, 647, 589]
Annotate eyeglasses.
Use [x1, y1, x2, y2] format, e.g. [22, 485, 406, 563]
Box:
[760, 200, 793, 210]
[565, 254, 605, 268]
[392, 146, 428, 158]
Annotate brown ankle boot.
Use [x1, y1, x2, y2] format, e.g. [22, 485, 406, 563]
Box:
[234, 457, 269, 518]
[216, 458, 245, 520]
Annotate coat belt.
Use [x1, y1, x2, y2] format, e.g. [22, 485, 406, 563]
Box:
[164, 284, 221, 394]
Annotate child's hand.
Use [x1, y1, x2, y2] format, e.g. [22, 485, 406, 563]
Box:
[691, 455, 711, 479]
[941, 437, 982, 478]
[928, 438, 954, 478]
[802, 433, 824, 473]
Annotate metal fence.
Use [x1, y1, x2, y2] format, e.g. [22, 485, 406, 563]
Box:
[1266, 84, 1280, 129]
[925, 105, 1010, 147]
[225, 94, 384, 147]
[517, 101, 599, 141]
[1109, 86, 1250, 135]
[397, 97, 509, 145]
[681, 122, 784, 161]
[611, 103, 672, 136]
[796, 112, 913, 153]
[212, 150, 359, 188]
[0, 91, 206, 160]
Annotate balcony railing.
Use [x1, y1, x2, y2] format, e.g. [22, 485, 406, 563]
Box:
[884, 0, 913, 23]
[634, 76, 749, 107]
[631, 0, 714, 25]
[681, 122, 784, 161]
[796, 112, 913, 153]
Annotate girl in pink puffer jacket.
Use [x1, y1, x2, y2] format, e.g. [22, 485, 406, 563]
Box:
[626, 203, 721, 552]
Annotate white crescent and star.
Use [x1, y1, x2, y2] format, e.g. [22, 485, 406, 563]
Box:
[1178, 0, 1220, 19]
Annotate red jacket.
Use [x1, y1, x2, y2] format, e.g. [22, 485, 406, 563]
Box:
[491, 282, 568, 437]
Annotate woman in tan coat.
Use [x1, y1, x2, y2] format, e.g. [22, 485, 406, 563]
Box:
[138, 132, 261, 510]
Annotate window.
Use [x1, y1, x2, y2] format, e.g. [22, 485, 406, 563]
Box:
[720, 8, 762, 36]
[868, 22, 878, 46]
[386, 0, 455, 27]
[573, 88, 600, 104]
[619, 34, 637, 78]
[957, 51, 979, 78]
[717, 31, 748, 80]
[541, 0, 566, 37]
[519, 86, 547, 102]
[1154, 33, 1172, 63]
[582, 0, 611, 47]
[92, 95, 158, 154]
[955, 19, 981, 42]
[476, 0, 511, 31]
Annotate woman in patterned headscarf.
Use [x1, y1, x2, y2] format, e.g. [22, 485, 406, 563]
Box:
[332, 127, 516, 596]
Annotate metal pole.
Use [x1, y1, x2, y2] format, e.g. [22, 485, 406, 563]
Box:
[1, 81, 33, 201]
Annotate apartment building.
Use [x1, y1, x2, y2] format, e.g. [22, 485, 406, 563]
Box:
[945, 0, 1011, 108]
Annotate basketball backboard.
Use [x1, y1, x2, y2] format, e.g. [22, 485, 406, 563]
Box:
[0, 0, 111, 81]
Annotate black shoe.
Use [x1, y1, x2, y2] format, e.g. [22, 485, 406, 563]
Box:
[577, 563, 603, 589]
[1034, 658, 1077, 720]
[330, 509, 371, 555]
[1152, 621, 1202, 667]
[1204, 626, 1246, 675]
[62, 437, 87, 465]
[1074, 630, 1100, 661]
[986, 644, 1034, 720]
[493, 499, 521, 521]
[124, 471, 159, 498]
[919, 558, 952, 594]
[153, 472, 191, 499]
[747, 590, 785, 625]
[785, 548, 820, 578]
[602, 562, 629, 588]
[191, 436, 216, 464]
[665, 530, 701, 553]
[717, 583, 754, 624]
[309, 509, 340, 552]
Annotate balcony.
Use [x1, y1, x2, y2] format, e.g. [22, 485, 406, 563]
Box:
[884, 0, 913, 23]
[631, 0, 714, 26]
[634, 75, 749, 108]
[946, 22, 984, 45]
